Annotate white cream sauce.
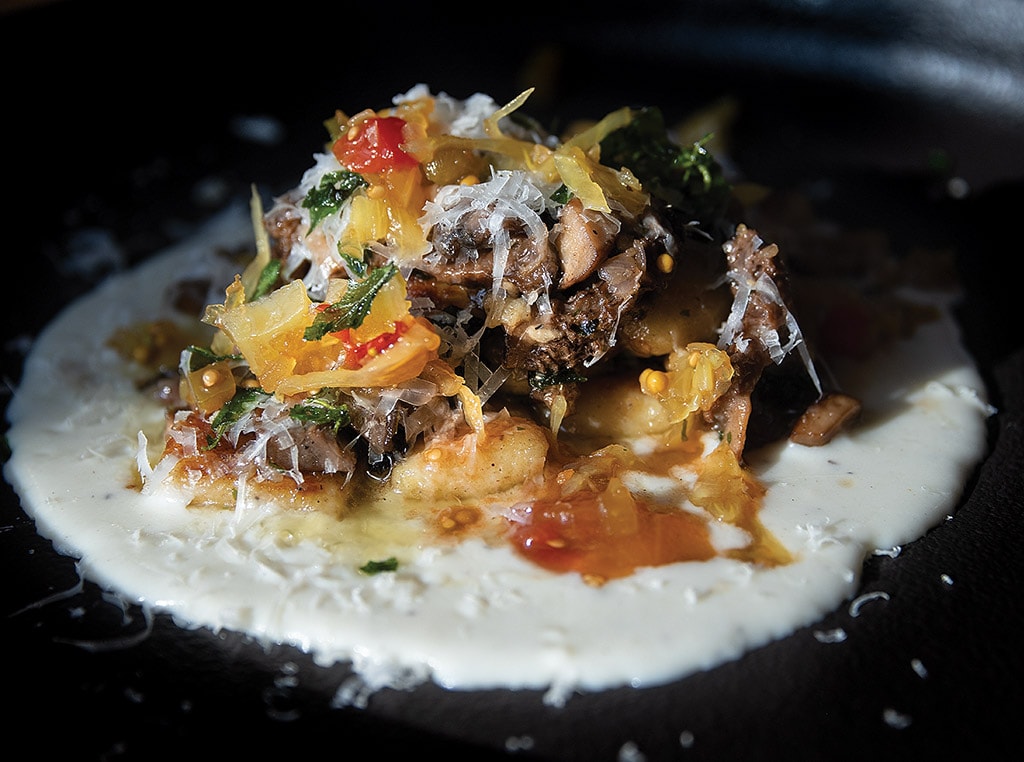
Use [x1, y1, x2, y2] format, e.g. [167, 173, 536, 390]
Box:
[4, 205, 993, 703]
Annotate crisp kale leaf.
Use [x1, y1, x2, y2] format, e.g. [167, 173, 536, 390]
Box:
[206, 387, 269, 449]
[599, 107, 731, 226]
[302, 170, 368, 231]
[303, 263, 398, 341]
[289, 391, 351, 435]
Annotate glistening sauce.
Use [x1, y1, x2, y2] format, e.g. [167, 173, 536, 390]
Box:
[4, 208, 992, 699]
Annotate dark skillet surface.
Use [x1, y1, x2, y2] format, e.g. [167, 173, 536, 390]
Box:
[3, 3, 1024, 760]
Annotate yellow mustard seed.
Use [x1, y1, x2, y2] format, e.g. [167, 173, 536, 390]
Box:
[641, 368, 669, 395]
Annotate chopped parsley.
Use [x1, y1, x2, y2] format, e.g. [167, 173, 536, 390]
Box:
[359, 557, 399, 574]
[304, 263, 399, 341]
[302, 170, 368, 231]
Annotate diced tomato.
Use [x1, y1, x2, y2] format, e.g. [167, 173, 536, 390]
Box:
[332, 319, 411, 369]
[333, 116, 419, 173]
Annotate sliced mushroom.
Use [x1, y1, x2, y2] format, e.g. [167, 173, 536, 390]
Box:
[789, 392, 862, 446]
[555, 198, 619, 289]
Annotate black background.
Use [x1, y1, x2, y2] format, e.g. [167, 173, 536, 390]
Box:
[3, 2, 1023, 759]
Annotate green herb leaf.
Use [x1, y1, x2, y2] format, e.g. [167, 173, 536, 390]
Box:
[289, 391, 351, 435]
[550, 184, 572, 205]
[302, 170, 368, 231]
[206, 387, 269, 449]
[338, 248, 368, 277]
[303, 263, 398, 342]
[359, 557, 399, 574]
[249, 259, 282, 301]
[183, 345, 243, 372]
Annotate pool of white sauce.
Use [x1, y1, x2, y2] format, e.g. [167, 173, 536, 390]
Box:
[4, 206, 993, 701]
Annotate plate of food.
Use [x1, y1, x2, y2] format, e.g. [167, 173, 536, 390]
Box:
[3, 3, 1023, 760]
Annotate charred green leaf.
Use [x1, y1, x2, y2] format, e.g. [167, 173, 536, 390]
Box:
[600, 107, 730, 227]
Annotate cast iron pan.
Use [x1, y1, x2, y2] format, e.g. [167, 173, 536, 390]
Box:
[3, 2, 1022, 759]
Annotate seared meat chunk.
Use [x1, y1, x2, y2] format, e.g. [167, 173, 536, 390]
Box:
[266, 423, 357, 475]
[504, 242, 648, 374]
[414, 179, 678, 417]
[264, 191, 304, 262]
[708, 223, 825, 458]
[406, 272, 473, 311]
[418, 207, 559, 294]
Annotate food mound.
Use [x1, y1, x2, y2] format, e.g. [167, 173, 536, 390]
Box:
[131, 85, 856, 584]
[6, 84, 992, 697]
